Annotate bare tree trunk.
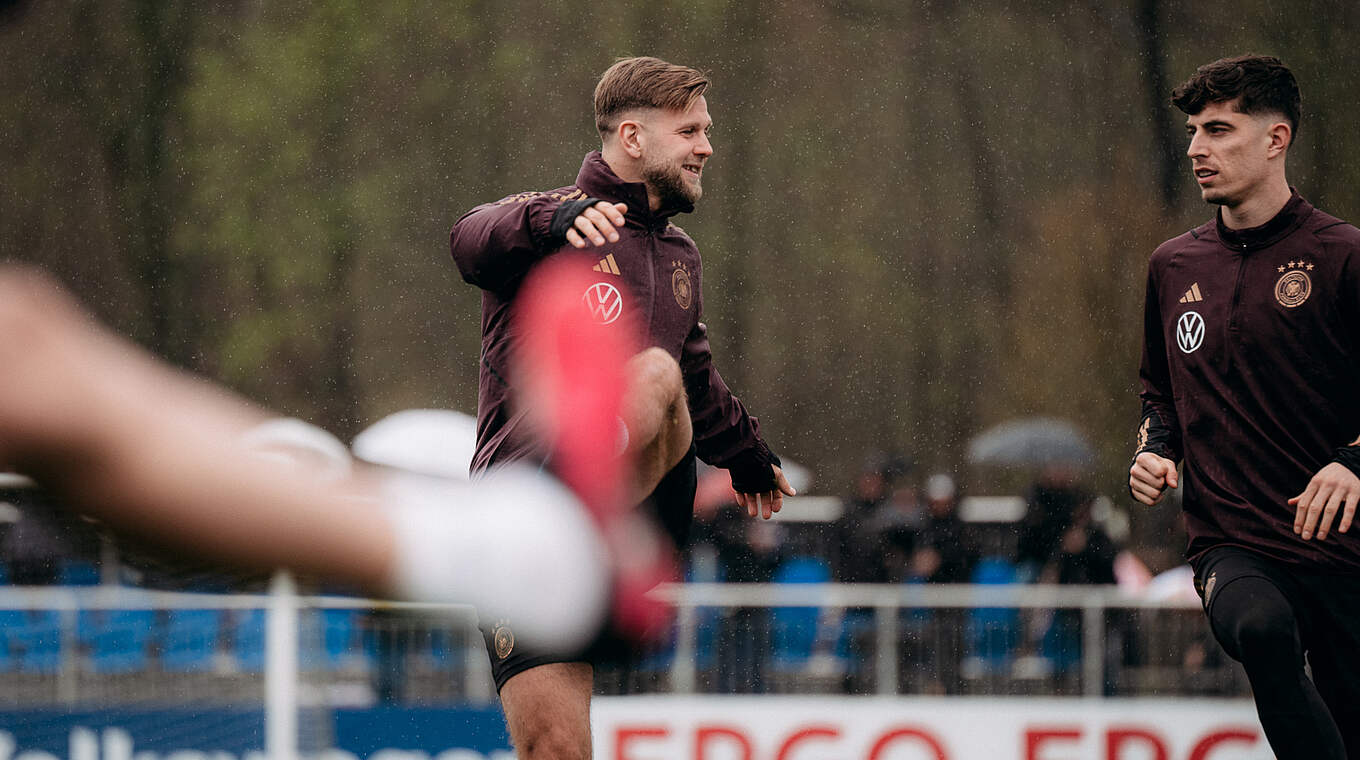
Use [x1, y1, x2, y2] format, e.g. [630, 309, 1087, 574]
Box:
[313, 23, 363, 441]
[1136, 0, 1181, 210]
[708, 0, 770, 373]
[74, 0, 198, 366]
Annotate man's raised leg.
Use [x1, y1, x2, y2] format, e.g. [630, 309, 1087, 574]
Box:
[497, 260, 695, 759]
[621, 347, 693, 505]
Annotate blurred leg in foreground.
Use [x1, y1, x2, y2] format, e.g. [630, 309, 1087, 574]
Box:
[0, 264, 614, 652]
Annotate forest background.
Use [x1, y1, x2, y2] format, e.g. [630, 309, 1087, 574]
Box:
[3, 0, 1355, 569]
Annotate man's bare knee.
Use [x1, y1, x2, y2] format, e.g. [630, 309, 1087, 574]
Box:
[628, 347, 684, 405]
[515, 723, 591, 760]
[625, 348, 691, 471]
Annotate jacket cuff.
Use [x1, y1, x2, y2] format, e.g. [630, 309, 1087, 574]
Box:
[1133, 408, 1180, 464]
[1333, 445, 1360, 480]
[726, 438, 782, 494]
[1133, 443, 1178, 462]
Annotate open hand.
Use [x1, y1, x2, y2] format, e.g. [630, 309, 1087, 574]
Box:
[1291, 462, 1360, 540]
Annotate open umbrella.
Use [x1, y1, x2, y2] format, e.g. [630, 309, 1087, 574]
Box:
[966, 417, 1095, 468]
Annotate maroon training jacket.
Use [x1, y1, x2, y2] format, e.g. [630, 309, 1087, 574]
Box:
[1138, 190, 1360, 572]
[449, 151, 774, 478]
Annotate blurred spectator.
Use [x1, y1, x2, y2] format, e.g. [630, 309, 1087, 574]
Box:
[1028, 488, 1123, 691]
[0, 487, 103, 585]
[904, 473, 977, 584]
[833, 452, 910, 583]
[1016, 464, 1088, 580]
[873, 484, 926, 583]
[2, 514, 65, 585]
[705, 501, 782, 692]
[687, 461, 784, 584]
[1051, 499, 1117, 586]
[896, 473, 978, 695]
[709, 502, 783, 583]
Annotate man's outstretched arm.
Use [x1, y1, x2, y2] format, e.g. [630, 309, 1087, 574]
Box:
[450, 193, 626, 292]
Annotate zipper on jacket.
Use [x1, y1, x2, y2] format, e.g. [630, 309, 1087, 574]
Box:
[643, 226, 658, 333]
[1227, 251, 1247, 334]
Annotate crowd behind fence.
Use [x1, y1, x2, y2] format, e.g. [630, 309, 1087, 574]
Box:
[0, 473, 1239, 708]
[0, 583, 1247, 708]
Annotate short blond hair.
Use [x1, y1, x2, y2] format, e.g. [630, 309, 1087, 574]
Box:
[593, 57, 710, 136]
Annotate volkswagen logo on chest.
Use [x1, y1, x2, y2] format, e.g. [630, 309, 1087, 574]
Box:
[1176, 311, 1205, 354]
[582, 282, 624, 325]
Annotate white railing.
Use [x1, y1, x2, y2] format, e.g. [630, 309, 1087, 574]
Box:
[659, 583, 1203, 697]
[0, 581, 1212, 704]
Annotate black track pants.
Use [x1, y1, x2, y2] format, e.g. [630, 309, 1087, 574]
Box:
[1193, 545, 1360, 759]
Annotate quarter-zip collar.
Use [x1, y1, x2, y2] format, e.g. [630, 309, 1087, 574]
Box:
[574, 151, 694, 229]
[1216, 188, 1311, 252]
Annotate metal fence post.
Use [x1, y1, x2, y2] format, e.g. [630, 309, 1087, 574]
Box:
[1082, 592, 1106, 697]
[671, 598, 698, 694]
[266, 571, 299, 760]
[875, 593, 898, 695]
[57, 591, 78, 705]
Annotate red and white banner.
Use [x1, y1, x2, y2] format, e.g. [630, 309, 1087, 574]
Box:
[593, 697, 1270, 760]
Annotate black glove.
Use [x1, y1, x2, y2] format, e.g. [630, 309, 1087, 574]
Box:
[727, 439, 782, 494]
[548, 197, 607, 242]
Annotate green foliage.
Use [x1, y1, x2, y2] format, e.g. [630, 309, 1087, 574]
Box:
[2, 0, 1353, 552]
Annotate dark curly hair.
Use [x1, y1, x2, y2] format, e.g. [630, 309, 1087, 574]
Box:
[1172, 55, 1301, 140]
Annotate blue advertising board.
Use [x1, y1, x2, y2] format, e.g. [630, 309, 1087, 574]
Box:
[0, 707, 512, 760]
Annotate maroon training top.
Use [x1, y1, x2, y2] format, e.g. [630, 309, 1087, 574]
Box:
[1138, 191, 1360, 572]
[449, 151, 774, 478]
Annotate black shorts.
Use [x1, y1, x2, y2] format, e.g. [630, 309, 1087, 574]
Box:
[481, 445, 698, 691]
[1189, 545, 1288, 627]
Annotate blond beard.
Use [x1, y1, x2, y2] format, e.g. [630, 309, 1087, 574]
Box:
[642, 159, 701, 207]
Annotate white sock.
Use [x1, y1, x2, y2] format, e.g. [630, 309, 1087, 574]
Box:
[382, 465, 610, 652]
